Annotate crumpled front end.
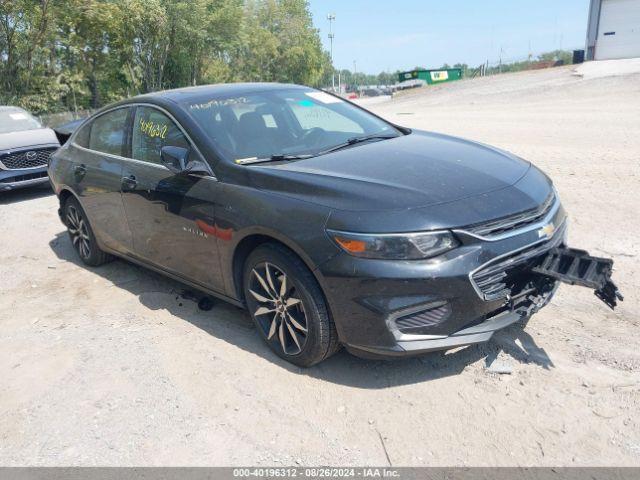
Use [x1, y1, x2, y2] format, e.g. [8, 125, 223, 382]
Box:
[318, 186, 622, 359]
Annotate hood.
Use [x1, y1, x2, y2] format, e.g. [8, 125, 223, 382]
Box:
[0, 128, 60, 151]
[248, 130, 531, 212]
[326, 166, 553, 232]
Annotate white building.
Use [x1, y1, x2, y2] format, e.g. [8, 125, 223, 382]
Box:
[586, 0, 640, 60]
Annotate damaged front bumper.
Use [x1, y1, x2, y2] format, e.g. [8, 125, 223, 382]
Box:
[346, 282, 559, 359]
[534, 247, 624, 309]
[346, 242, 625, 360]
[321, 193, 623, 359]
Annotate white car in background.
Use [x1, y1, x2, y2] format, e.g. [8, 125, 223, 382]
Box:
[0, 106, 60, 192]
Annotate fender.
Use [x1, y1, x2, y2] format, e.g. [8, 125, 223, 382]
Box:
[224, 225, 338, 305]
[56, 186, 117, 255]
[55, 185, 81, 221]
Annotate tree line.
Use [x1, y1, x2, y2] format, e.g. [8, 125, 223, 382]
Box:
[0, 0, 332, 114]
[0, 1, 579, 116]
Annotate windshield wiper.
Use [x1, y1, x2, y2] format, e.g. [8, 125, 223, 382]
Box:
[235, 154, 314, 165]
[318, 133, 399, 156]
[270, 154, 314, 161]
[235, 134, 398, 165]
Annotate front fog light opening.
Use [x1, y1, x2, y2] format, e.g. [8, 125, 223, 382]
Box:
[392, 302, 452, 335]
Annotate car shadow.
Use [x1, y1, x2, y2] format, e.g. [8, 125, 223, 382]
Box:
[0, 184, 52, 205]
[49, 231, 555, 388]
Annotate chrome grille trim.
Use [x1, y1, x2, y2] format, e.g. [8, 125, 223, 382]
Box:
[455, 192, 558, 242]
[469, 219, 567, 301]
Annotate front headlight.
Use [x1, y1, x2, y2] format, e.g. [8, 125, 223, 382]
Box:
[327, 229, 459, 260]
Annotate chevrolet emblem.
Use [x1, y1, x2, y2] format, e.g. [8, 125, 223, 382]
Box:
[538, 222, 556, 239]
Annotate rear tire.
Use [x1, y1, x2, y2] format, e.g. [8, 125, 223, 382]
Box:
[243, 243, 340, 367]
[63, 196, 113, 267]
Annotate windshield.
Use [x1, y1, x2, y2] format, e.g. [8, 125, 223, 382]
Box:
[0, 108, 42, 134]
[183, 88, 400, 162]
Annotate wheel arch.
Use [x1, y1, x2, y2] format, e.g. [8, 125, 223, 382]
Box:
[230, 229, 330, 307]
[58, 186, 80, 209]
[57, 187, 82, 225]
[56, 187, 111, 253]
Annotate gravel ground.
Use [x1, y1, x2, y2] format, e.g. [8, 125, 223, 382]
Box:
[1, 62, 639, 466]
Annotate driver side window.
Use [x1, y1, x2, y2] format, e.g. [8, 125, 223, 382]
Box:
[131, 106, 190, 165]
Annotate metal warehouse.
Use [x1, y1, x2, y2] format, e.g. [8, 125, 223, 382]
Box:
[586, 0, 640, 60]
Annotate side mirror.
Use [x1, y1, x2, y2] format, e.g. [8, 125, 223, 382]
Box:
[160, 146, 209, 175]
[161, 146, 189, 174]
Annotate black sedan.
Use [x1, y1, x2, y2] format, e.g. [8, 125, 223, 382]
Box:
[0, 106, 60, 191]
[47, 83, 622, 366]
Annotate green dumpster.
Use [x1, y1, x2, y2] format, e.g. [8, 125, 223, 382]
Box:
[398, 68, 463, 85]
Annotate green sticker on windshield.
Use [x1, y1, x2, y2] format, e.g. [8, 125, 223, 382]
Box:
[298, 100, 315, 108]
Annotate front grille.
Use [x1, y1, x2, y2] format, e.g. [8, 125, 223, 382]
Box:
[395, 303, 451, 333]
[0, 148, 56, 170]
[0, 171, 48, 183]
[466, 192, 556, 237]
[472, 227, 565, 301]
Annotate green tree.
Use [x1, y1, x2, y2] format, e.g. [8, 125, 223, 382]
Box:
[237, 0, 326, 85]
[0, 0, 57, 109]
[0, 0, 332, 115]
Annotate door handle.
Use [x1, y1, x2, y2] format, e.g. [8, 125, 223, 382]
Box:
[121, 174, 137, 191]
[74, 164, 87, 178]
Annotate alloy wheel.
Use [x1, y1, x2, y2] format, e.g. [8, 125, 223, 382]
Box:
[249, 262, 308, 355]
[66, 205, 91, 259]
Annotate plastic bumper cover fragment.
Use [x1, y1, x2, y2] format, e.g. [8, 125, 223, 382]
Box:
[533, 247, 624, 309]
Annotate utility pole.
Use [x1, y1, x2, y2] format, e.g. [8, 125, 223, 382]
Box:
[353, 60, 357, 91]
[327, 14, 336, 91]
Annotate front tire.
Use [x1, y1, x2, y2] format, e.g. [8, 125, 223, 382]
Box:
[63, 196, 112, 267]
[243, 243, 340, 367]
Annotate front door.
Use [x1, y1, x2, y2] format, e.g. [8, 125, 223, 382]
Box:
[120, 105, 224, 292]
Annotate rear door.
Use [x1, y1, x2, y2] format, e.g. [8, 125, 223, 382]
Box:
[70, 107, 134, 254]
[120, 105, 224, 292]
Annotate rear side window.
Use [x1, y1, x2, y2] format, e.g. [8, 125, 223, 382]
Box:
[74, 123, 91, 148]
[131, 106, 190, 165]
[88, 108, 129, 156]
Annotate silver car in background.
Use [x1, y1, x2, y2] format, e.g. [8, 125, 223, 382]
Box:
[0, 106, 60, 192]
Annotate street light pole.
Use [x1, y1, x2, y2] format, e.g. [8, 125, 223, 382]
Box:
[353, 60, 357, 91]
[327, 14, 336, 91]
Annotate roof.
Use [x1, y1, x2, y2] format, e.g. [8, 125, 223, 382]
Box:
[127, 82, 309, 104]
